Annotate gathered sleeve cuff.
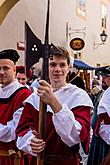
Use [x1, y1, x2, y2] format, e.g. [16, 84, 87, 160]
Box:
[17, 129, 37, 156]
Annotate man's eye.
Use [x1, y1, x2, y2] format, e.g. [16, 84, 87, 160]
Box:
[60, 63, 66, 67]
[49, 63, 56, 67]
[3, 66, 10, 71]
[17, 78, 26, 80]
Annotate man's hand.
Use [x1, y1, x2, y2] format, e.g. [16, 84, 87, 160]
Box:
[37, 80, 62, 113]
[30, 130, 45, 154]
[37, 80, 54, 105]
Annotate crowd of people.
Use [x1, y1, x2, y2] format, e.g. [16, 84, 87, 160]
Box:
[0, 47, 110, 165]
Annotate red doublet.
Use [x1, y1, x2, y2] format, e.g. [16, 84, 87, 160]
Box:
[17, 103, 91, 165]
[0, 87, 31, 165]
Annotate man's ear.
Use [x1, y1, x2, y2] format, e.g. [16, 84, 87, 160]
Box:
[13, 65, 16, 73]
[69, 64, 73, 73]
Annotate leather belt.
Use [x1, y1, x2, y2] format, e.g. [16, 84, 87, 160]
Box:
[0, 149, 21, 165]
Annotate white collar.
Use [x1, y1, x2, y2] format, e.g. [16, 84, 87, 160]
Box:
[0, 80, 23, 98]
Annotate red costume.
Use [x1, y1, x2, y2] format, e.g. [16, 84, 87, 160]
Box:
[0, 80, 31, 165]
[16, 84, 93, 165]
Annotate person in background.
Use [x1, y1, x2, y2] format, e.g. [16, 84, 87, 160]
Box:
[67, 58, 85, 90]
[16, 46, 93, 165]
[0, 49, 32, 165]
[31, 71, 41, 88]
[16, 65, 32, 86]
[27, 66, 38, 86]
[87, 67, 110, 165]
[16, 65, 36, 92]
[90, 78, 101, 104]
[96, 85, 110, 165]
[69, 71, 85, 90]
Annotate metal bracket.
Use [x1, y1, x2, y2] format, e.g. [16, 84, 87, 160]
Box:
[66, 22, 86, 42]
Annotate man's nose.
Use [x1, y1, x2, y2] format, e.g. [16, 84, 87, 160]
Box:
[0, 68, 5, 74]
[19, 80, 22, 83]
[54, 65, 61, 71]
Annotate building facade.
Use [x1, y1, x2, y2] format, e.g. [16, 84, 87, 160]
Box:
[0, 0, 110, 67]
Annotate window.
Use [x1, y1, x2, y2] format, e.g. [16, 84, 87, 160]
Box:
[101, 0, 108, 30]
[76, 0, 86, 19]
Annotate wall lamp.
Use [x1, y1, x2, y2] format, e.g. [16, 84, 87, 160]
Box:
[93, 30, 108, 50]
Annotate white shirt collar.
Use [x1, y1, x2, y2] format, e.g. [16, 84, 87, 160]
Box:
[0, 79, 23, 98]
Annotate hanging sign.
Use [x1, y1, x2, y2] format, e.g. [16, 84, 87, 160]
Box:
[70, 38, 85, 51]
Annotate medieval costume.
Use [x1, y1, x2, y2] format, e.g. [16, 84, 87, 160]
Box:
[87, 67, 110, 165]
[88, 87, 110, 165]
[0, 80, 31, 165]
[16, 83, 93, 165]
[0, 49, 32, 164]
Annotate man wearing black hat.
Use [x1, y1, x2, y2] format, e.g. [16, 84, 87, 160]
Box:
[0, 49, 32, 165]
[101, 67, 110, 90]
[87, 67, 110, 165]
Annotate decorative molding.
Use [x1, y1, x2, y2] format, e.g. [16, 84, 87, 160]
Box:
[0, 0, 20, 26]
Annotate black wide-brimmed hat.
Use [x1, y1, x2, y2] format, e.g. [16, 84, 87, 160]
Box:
[100, 67, 110, 76]
[0, 49, 20, 63]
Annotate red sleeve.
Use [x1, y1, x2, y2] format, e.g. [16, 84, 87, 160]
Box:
[16, 103, 38, 137]
[94, 112, 110, 135]
[72, 106, 91, 154]
[14, 88, 32, 111]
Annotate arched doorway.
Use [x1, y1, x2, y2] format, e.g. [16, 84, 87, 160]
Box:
[0, 0, 20, 25]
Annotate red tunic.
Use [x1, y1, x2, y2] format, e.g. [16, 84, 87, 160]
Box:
[0, 87, 31, 165]
[16, 103, 91, 165]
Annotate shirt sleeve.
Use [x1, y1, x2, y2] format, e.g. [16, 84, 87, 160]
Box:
[52, 104, 81, 146]
[0, 107, 23, 142]
[17, 129, 37, 156]
[99, 123, 110, 145]
[97, 88, 110, 144]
